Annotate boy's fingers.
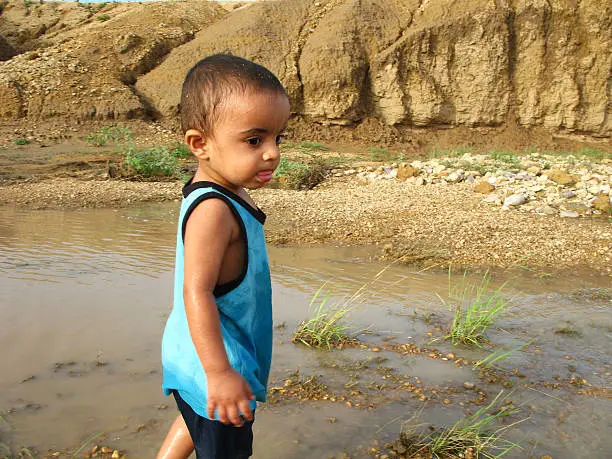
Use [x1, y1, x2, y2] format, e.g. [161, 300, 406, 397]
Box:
[226, 405, 243, 427]
[216, 405, 229, 424]
[207, 400, 216, 421]
[238, 399, 253, 421]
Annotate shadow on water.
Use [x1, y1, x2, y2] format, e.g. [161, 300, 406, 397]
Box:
[0, 204, 610, 458]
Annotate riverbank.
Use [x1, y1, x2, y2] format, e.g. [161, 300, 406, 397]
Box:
[1, 144, 610, 275]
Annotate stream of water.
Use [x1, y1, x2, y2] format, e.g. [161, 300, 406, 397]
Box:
[0, 204, 610, 458]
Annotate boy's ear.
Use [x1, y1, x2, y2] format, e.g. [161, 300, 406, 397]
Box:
[185, 129, 209, 160]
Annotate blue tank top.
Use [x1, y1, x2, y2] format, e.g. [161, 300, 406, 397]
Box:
[161, 181, 273, 419]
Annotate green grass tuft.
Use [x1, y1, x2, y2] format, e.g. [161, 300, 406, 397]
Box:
[14, 138, 30, 145]
[399, 391, 524, 458]
[442, 270, 508, 346]
[96, 14, 110, 21]
[293, 285, 354, 349]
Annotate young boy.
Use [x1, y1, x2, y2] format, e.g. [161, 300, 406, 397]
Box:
[156, 54, 290, 459]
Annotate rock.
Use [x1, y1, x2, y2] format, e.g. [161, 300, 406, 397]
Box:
[548, 169, 579, 186]
[396, 164, 420, 181]
[503, 193, 527, 207]
[527, 165, 542, 175]
[564, 202, 589, 214]
[447, 171, 460, 183]
[536, 205, 557, 216]
[463, 382, 475, 390]
[560, 190, 576, 198]
[474, 181, 495, 194]
[482, 193, 501, 203]
[592, 194, 611, 213]
[560, 210, 580, 218]
[587, 184, 601, 195]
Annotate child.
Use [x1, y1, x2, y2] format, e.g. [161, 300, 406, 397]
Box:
[156, 54, 290, 459]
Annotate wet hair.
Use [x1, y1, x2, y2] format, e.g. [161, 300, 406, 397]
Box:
[180, 54, 287, 135]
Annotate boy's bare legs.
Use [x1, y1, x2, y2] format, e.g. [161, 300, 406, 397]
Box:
[157, 415, 194, 459]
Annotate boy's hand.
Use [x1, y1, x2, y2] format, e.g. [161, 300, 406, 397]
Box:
[207, 368, 255, 427]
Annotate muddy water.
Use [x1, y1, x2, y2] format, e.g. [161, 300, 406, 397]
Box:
[0, 205, 610, 458]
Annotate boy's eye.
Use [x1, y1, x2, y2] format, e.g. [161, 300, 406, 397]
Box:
[247, 137, 261, 146]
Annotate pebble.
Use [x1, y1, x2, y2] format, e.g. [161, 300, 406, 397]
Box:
[503, 193, 527, 207]
[356, 152, 610, 219]
[463, 381, 475, 390]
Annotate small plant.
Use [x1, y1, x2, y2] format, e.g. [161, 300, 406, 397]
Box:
[293, 285, 354, 349]
[14, 137, 30, 145]
[442, 270, 508, 346]
[123, 145, 180, 177]
[273, 156, 328, 190]
[474, 342, 532, 370]
[490, 150, 519, 164]
[96, 14, 110, 22]
[398, 391, 524, 458]
[86, 125, 133, 147]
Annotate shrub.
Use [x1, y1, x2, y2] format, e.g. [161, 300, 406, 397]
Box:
[123, 145, 180, 177]
[14, 137, 30, 145]
[274, 156, 328, 190]
[96, 14, 110, 22]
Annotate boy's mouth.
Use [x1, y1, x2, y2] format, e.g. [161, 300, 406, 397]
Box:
[256, 170, 274, 183]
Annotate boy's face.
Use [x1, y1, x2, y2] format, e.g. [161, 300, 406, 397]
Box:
[188, 88, 290, 192]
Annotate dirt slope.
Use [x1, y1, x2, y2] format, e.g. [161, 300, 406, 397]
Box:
[0, 0, 226, 120]
[0, 0, 610, 142]
[137, 0, 612, 137]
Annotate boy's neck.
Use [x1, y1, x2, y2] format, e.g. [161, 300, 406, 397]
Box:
[192, 169, 255, 207]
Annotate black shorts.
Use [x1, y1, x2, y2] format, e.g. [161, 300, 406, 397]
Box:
[172, 390, 254, 459]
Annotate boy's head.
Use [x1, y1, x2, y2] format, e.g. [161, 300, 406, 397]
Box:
[180, 54, 288, 136]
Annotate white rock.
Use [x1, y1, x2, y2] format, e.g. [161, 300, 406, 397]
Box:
[600, 184, 610, 194]
[560, 210, 580, 218]
[587, 184, 601, 195]
[504, 194, 527, 207]
[447, 172, 460, 182]
[415, 177, 425, 186]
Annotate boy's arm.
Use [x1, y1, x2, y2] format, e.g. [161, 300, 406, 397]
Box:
[183, 198, 254, 427]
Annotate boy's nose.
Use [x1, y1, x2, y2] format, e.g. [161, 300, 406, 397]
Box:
[263, 144, 280, 162]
